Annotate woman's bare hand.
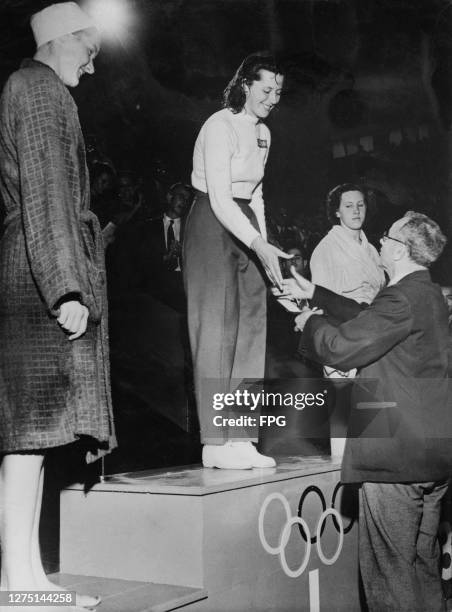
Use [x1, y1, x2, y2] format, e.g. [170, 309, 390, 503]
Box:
[251, 236, 292, 289]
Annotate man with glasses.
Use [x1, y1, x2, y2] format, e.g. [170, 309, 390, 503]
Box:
[381, 229, 406, 244]
[278, 211, 450, 611]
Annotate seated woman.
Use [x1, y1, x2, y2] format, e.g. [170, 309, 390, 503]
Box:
[309, 183, 385, 455]
[310, 183, 385, 378]
[310, 183, 385, 306]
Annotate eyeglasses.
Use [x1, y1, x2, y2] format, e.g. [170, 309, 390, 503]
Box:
[382, 231, 406, 245]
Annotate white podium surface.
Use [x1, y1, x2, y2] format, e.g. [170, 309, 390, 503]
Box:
[60, 456, 360, 611]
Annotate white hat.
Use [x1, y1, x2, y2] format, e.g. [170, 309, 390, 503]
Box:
[31, 2, 97, 48]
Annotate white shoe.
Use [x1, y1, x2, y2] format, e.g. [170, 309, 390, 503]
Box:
[202, 441, 276, 469]
[236, 441, 276, 468]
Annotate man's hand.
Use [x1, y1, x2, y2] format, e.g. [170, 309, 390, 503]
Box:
[294, 307, 323, 332]
[57, 301, 89, 340]
[251, 235, 292, 290]
[278, 266, 315, 301]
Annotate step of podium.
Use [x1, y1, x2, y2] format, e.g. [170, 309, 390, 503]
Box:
[48, 573, 207, 612]
[60, 456, 360, 611]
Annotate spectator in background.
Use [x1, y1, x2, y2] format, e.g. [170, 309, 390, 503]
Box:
[102, 171, 147, 253]
[282, 243, 308, 279]
[310, 183, 385, 305]
[135, 182, 191, 312]
[105, 172, 147, 294]
[161, 182, 191, 273]
[116, 171, 146, 224]
[145, 157, 175, 212]
[90, 161, 117, 230]
[267, 207, 307, 252]
[310, 184, 385, 377]
[309, 183, 385, 456]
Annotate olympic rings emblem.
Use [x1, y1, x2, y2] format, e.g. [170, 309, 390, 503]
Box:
[258, 483, 353, 578]
[297, 482, 355, 543]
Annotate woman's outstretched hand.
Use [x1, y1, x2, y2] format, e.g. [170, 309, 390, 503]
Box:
[57, 301, 89, 340]
[251, 236, 292, 289]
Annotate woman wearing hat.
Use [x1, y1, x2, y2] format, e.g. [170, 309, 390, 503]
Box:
[0, 3, 114, 609]
[184, 52, 290, 469]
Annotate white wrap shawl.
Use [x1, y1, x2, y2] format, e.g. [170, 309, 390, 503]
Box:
[310, 225, 385, 379]
[310, 225, 385, 304]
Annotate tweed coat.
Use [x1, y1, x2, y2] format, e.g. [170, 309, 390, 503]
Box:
[299, 271, 452, 484]
[0, 59, 116, 455]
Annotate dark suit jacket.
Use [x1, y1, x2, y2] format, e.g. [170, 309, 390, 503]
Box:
[143, 215, 186, 264]
[132, 215, 186, 311]
[299, 270, 452, 483]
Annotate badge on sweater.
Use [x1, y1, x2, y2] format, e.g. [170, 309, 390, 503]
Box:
[257, 138, 268, 148]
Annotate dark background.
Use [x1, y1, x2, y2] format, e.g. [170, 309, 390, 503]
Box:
[2, 0, 452, 243]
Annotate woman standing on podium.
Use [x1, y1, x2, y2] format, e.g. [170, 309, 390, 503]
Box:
[184, 52, 290, 469]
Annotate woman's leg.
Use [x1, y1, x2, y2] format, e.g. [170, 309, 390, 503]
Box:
[29, 460, 101, 609]
[184, 195, 274, 467]
[29, 461, 46, 584]
[0, 454, 90, 612]
[184, 195, 239, 446]
[0, 453, 44, 591]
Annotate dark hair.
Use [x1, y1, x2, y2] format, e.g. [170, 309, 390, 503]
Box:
[222, 52, 284, 113]
[326, 183, 366, 225]
[284, 242, 307, 259]
[399, 211, 447, 267]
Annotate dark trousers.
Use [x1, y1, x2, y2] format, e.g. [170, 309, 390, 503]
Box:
[360, 480, 449, 612]
[183, 192, 267, 444]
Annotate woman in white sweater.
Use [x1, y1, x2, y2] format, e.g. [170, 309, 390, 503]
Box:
[184, 52, 290, 469]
